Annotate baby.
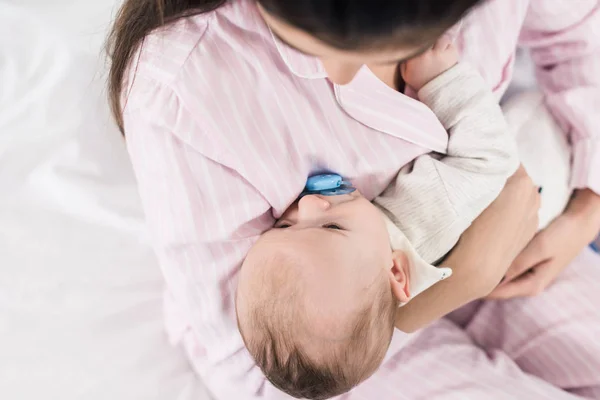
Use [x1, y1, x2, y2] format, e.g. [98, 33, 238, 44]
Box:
[236, 38, 520, 400]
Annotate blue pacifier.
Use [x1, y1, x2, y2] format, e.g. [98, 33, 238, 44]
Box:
[300, 173, 356, 197]
[591, 235, 600, 254]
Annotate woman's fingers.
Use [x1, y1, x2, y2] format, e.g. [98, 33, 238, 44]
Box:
[496, 173, 542, 287]
[488, 260, 552, 299]
[501, 227, 548, 285]
[488, 272, 535, 299]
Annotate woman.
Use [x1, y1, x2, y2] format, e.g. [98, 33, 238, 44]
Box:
[108, 0, 600, 398]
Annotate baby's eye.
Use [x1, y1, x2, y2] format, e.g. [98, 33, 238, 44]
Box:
[275, 223, 292, 229]
[323, 224, 342, 230]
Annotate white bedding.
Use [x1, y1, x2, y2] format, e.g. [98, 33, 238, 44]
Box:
[0, 2, 210, 399]
[0, 1, 545, 400]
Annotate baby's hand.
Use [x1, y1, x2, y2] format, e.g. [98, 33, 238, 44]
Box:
[401, 36, 459, 91]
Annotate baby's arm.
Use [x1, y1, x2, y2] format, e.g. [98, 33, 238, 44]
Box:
[375, 38, 519, 264]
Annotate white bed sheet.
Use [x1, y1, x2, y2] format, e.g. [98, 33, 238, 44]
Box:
[0, 2, 210, 399]
[0, 1, 545, 399]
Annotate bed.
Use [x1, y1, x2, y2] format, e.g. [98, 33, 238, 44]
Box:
[0, 1, 211, 399]
[1, 1, 596, 399]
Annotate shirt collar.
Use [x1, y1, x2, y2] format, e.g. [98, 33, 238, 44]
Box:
[268, 25, 328, 79]
[380, 211, 452, 305]
[269, 20, 464, 81]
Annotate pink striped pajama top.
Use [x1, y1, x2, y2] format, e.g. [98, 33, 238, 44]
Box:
[121, 0, 600, 398]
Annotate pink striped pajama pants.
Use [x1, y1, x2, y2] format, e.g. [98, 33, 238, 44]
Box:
[345, 247, 600, 399]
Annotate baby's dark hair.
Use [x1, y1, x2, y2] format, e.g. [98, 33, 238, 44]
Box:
[237, 256, 397, 400]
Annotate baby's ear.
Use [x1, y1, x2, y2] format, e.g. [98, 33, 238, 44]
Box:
[388, 250, 411, 303]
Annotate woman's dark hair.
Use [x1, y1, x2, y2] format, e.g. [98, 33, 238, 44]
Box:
[107, 0, 481, 131]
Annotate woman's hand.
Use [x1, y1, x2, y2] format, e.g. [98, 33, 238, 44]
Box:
[395, 166, 540, 332]
[450, 165, 541, 294]
[488, 188, 600, 299]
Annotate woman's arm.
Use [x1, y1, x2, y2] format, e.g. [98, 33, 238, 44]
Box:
[521, 0, 600, 197]
[487, 0, 600, 298]
[377, 60, 519, 264]
[395, 166, 540, 333]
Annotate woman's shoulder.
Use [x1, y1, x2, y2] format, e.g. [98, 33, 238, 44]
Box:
[128, 0, 273, 92]
[122, 0, 283, 143]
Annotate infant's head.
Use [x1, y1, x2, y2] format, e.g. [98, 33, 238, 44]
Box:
[236, 192, 412, 399]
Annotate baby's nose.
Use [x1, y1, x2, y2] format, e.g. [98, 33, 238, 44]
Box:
[297, 195, 330, 219]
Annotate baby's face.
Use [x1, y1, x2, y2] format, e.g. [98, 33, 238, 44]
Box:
[274, 192, 391, 263]
[236, 193, 403, 395]
[238, 191, 394, 338]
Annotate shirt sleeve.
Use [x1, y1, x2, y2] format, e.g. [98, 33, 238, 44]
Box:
[519, 0, 600, 195]
[374, 64, 519, 264]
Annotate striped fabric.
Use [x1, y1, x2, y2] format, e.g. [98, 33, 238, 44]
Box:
[122, 0, 600, 398]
